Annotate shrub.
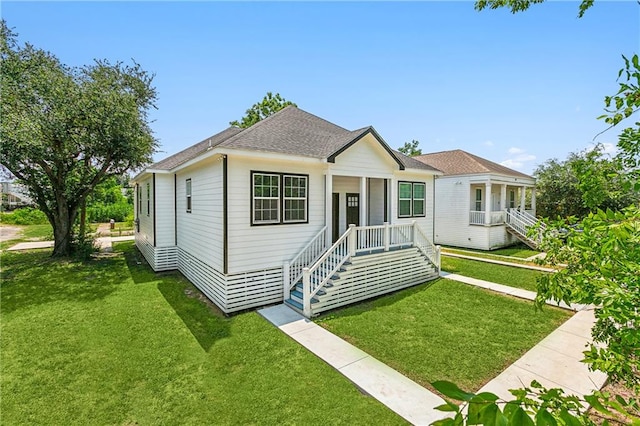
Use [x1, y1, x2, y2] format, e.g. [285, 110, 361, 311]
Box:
[0, 207, 48, 225]
[87, 203, 133, 223]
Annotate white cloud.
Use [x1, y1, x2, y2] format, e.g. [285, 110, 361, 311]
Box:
[507, 147, 524, 155]
[483, 140, 494, 147]
[586, 142, 617, 156]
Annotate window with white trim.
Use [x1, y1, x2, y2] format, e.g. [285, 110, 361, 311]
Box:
[398, 181, 426, 218]
[186, 179, 192, 213]
[137, 185, 142, 215]
[252, 172, 308, 225]
[509, 190, 515, 209]
[475, 188, 482, 211]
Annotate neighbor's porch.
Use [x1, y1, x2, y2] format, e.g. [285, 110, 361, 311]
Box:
[468, 181, 536, 226]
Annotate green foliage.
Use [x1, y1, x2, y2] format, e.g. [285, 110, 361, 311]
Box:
[537, 207, 640, 388]
[432, 380, 639, 425]
[0, 21, 157, 257]
[533, 147, 638, 219]
[86, 202, 132, 223]
[398, 139, 422, 156]
[474, 0, 594, 18]
[69, 231, 99, 260]
[0, 207, 48, 225]
[229, 92, 296, 128]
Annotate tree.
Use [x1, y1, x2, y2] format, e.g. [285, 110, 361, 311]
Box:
[0, 21, 157, 256]
[475, 0, 595, 18]
[533, 147, 638, 219]
[398, 140, 422, 156]
[230, 92, 296, 128]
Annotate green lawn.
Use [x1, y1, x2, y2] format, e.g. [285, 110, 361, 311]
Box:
[443, 245, 539, 259]
[317, 279, 570, 393]
[441, 256, 545, 291]
[1, 242, 404, 425]
[0, 223, 53, 250]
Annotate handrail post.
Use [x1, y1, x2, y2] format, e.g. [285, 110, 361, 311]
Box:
[383, 222, 390, 251]
[435, 245, 441, 273]
[348, 224, 356, 257]
[412, 220, 417, 247]
[283, 261, 290, 300]
[302, 267, 311, 318]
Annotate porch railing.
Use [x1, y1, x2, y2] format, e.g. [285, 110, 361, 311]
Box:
[298, 222, 440, 317]
[469, 210, 505, 225]
[505, 208, 545, 245]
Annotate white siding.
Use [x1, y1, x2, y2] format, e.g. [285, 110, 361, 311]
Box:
[175, 156, 224, 271]
[154, 174, 175, 247]
[136, 175, 154, 246]
[226, 155, 326, 274]
[330, 133, 398, 178]
[368, 178, 386, 225]
[391, 171, 436, 242]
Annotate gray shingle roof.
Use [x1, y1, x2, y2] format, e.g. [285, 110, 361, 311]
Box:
[149, 106, 439, 173]
[414, 149, 533, 179]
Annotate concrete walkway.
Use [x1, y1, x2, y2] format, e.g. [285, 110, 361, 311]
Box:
[443, 251, 556, 272]
[6, 235, 134, 252]
[261, 274, 605, 425]
[258, 305, 447, 425]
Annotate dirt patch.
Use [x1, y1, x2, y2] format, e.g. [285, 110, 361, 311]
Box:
[0, 226, 22, 242]
[588, 381, 639, 425]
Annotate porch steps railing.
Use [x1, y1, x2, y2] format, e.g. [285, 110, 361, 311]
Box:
[284, 222, 441, 318]
[505, 208, 545, 249]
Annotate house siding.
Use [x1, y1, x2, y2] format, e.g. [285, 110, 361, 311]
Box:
[226, 155, 326, 274]
[330, 133, 398, 178]
[154, 174, 176, 247]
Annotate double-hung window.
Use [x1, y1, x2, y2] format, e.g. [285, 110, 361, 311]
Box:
[509, 190, 515, 209]
[475, 188, 482, 211]
[137, 185, 142, 215]
[398, 181, 426, 218]
[186, 179, 192, 213]
[252, 172, 308, 225]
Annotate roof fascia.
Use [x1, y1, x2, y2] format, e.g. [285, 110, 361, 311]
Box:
[327, 127, 405, 170]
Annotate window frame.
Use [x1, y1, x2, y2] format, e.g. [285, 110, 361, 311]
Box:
[509, 190, 515, 209]
[475, 188, 482, 211]
[186, 179, 192, 213]
[251, 171, 309, 226]
[146, 182, 150, 216]
[137, 185, 142, 215]
[397, 181, 427, 218]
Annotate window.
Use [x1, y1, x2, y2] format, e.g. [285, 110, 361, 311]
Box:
[186, 179, 192, 213]
[475, 188, 482, 211]
[398, 181, 426, 218]
[509, 190, 515, 209]
[252, 172, 308, 225]
[137, 185, 142, 215]
[146, 183, 150, 216]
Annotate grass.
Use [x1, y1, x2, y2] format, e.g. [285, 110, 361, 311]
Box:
[317, 279, 571, 393]
[1, 242, 404, 425]
[441, 256, 546, 291]
[0, 223, 53, 250]
[444, 244, 539, 259]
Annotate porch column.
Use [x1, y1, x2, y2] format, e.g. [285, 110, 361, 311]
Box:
[531, 187, 536, 216]
[325, 172, 332, 247]
[360, 176, 367, 227]
[520, 186, 526, 210]
[500, 184, 507, 211]
[484, 182, 492, 225]
[389, 178, 396, 224]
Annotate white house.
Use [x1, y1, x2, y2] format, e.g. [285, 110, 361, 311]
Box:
[414, 150, 541, 250]
[133, 107, 442, 317]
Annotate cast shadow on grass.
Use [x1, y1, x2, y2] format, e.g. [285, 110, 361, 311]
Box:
[1, 251, 123, 315]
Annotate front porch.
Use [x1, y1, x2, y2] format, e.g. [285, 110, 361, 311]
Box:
[284, 222, 441, 318]
[468, 181, 536, 226]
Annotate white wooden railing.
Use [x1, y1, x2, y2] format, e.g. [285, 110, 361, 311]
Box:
[298, 222, 440, 317]
[469, 211, 505, 225]
[505, 208, 545, 244]
[284, 226, 327, 296]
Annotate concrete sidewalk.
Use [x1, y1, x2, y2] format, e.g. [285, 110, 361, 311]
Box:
[6, 235, 134, 252]
[258, 305, 448, 425]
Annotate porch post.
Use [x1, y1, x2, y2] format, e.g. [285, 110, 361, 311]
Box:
[283, 261, 290, 300]
[520, 186, 526, 210]
[360, 176, 367, 227]
[531, 187, 536, 216]
[383, 222, 390, 251]
[500, 184, 507, 223]
[325, 172, 332, 247]
[302, 267, 311, 318]
[389, 178, 396, 224]
[484, 182, 492, 225]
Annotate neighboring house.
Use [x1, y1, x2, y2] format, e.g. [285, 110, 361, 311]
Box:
[414, 149, 541, 250]
[132, 106, 442, 317]
[1, 181, 33, 210]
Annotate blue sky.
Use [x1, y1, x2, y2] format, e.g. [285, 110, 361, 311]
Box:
[3, 1, 639, 174]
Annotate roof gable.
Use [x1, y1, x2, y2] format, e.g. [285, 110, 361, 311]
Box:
[327, 127, 405, 170]
[414, 149, 533, 179]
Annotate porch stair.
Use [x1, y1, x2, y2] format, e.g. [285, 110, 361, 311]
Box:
[505, 208, 545, 249]
[284, 247, 439, 316]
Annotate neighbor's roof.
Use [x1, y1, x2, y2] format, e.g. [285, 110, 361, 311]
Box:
[149, 106, 440, 173]
[414, 149, 533, 179]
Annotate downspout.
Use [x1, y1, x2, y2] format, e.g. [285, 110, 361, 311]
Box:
[223, 155, 228, 275]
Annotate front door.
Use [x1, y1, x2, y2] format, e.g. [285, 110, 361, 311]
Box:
[332, 193, 340, 242]
[346, 193, 360, 227]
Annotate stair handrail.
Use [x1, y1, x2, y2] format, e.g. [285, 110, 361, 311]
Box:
[302, 225, 353, 317]
[412, 221, 441, 273]
[288, 226, 327, 290]
[506, 209, 545, 245]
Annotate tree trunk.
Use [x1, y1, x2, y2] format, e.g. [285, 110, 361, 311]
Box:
[51, 202, 78, 257]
